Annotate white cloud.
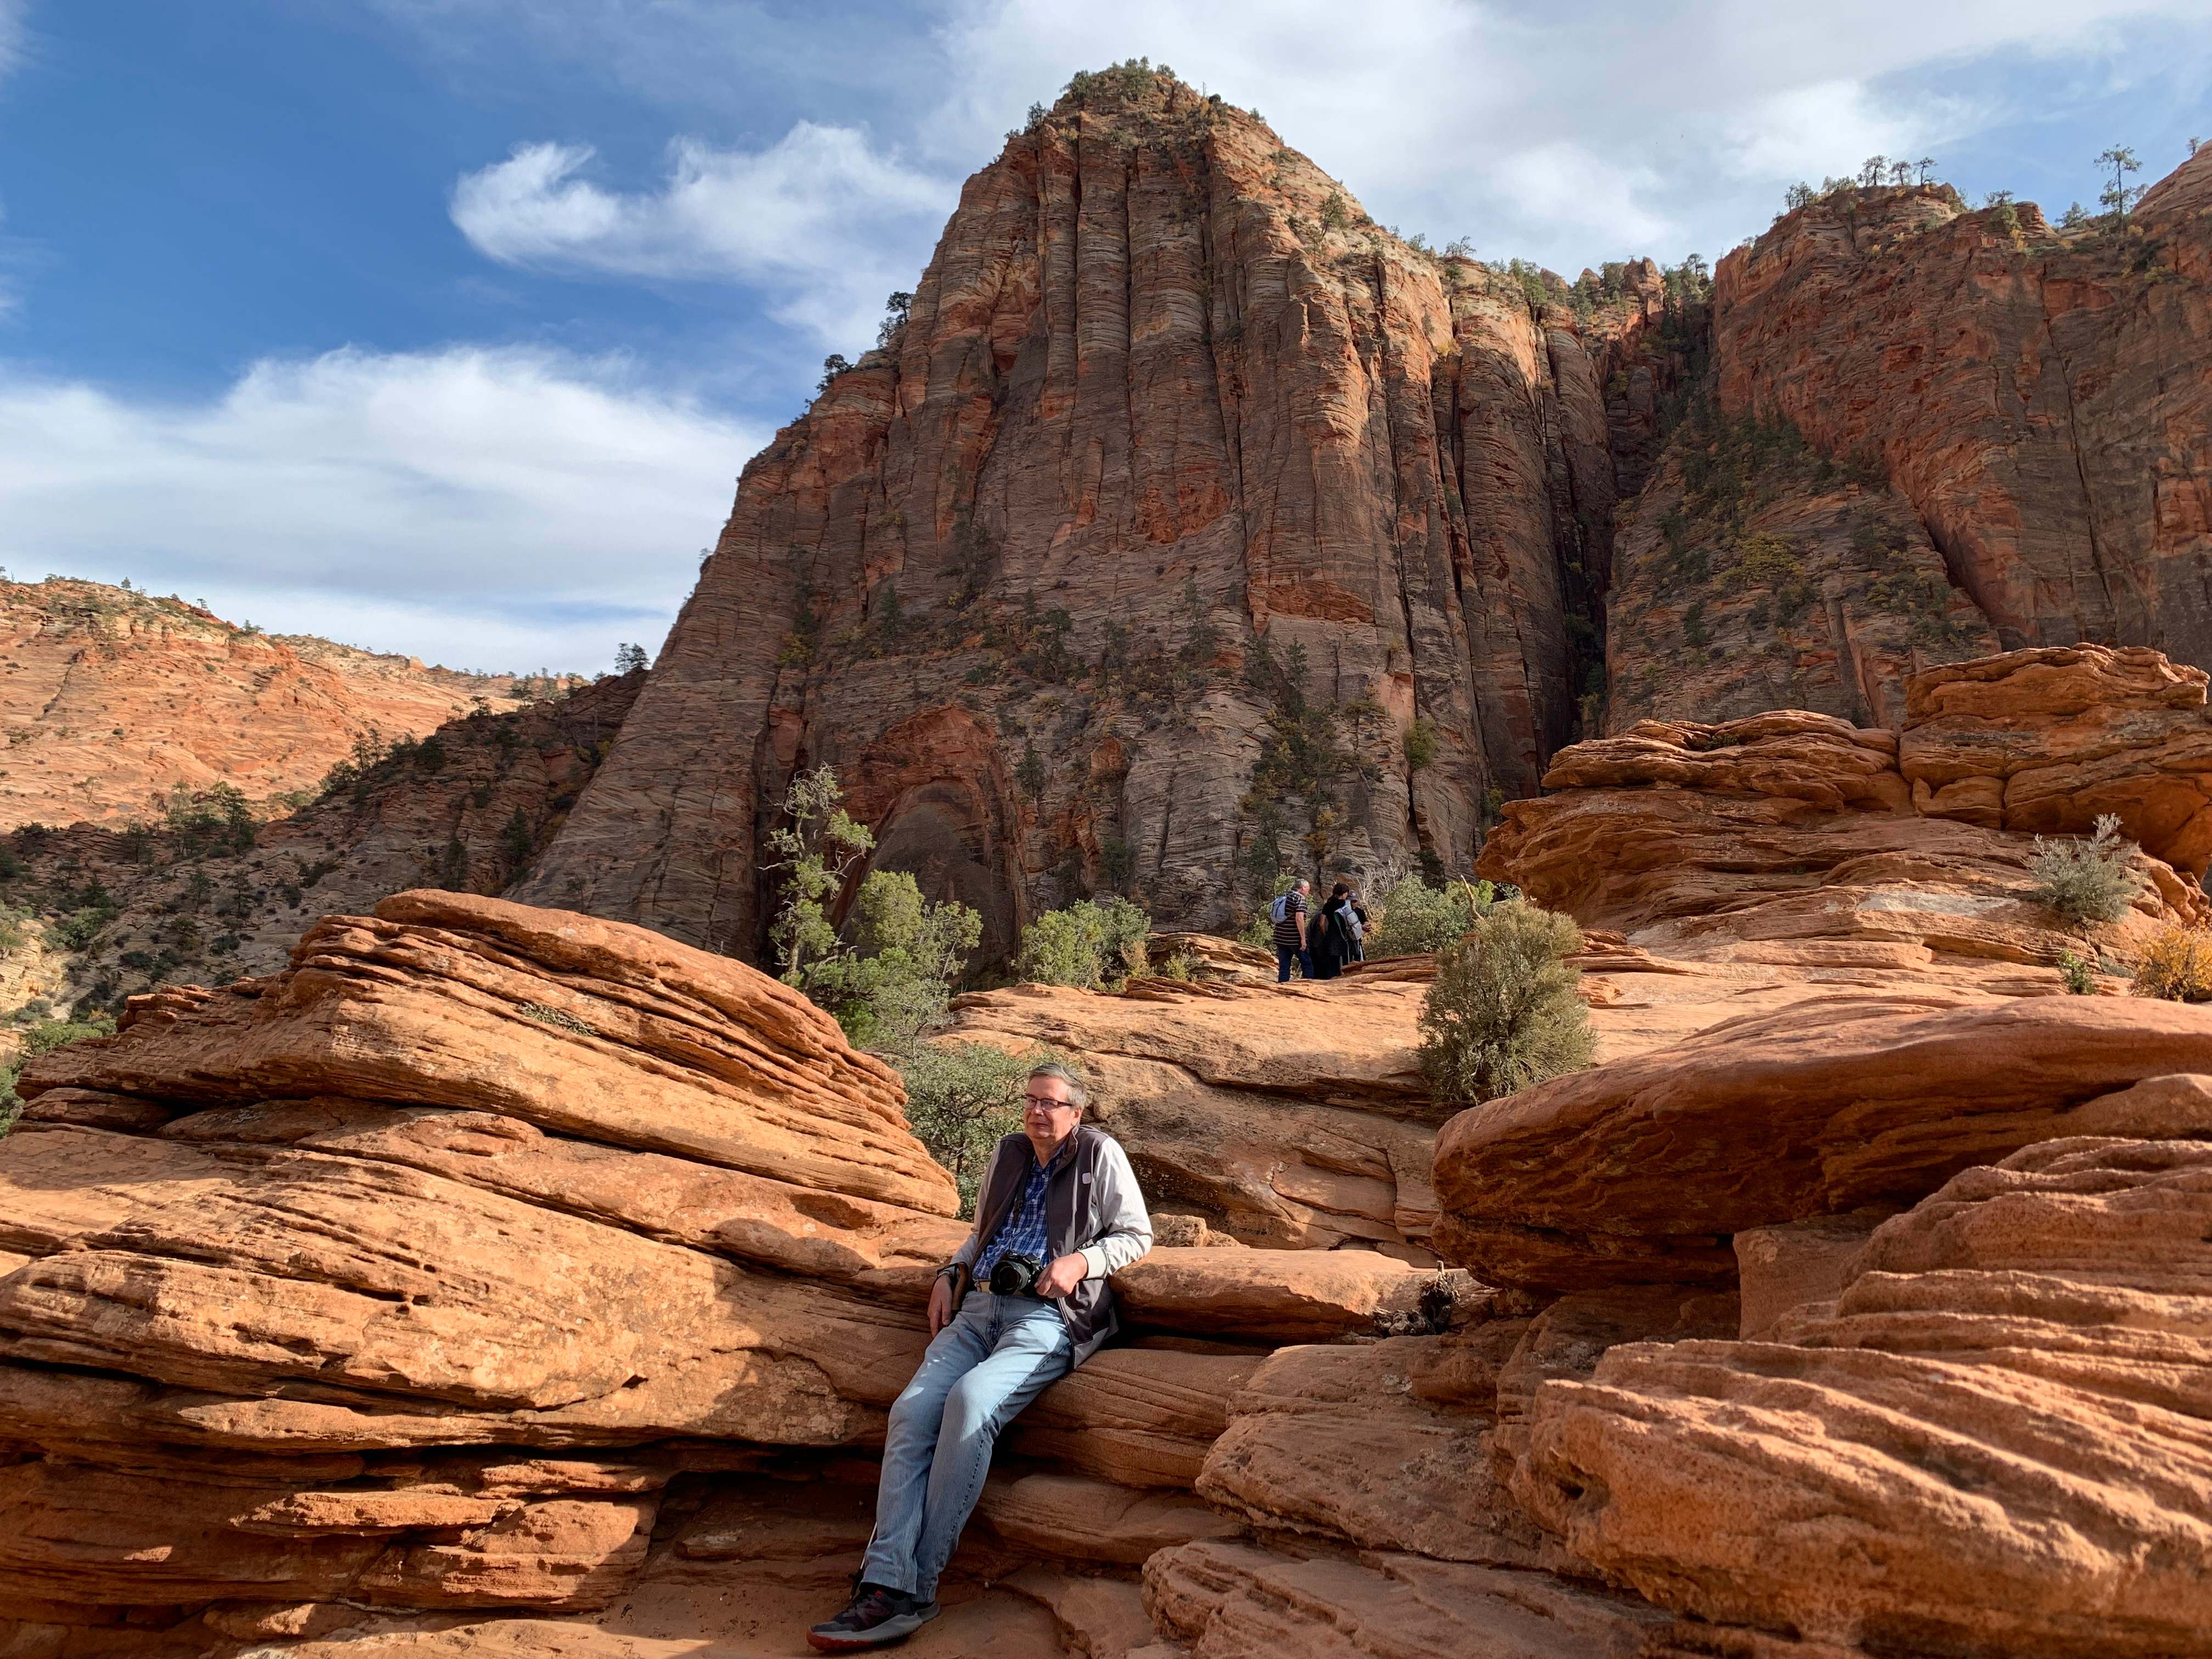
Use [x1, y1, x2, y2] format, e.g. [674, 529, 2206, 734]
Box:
[921, 0, 2212, 272]
[452, 126, 950, 346]
[0, 347, 758, 674]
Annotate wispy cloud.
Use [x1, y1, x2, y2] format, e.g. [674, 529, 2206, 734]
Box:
[451, 126, 949, 347]
[0, 347, 758, 673]
[0, 1, 27, 84]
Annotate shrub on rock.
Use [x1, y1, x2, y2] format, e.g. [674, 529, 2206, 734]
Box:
[2133, 925, 2212, 1002]
[1418, 902, 1593, 1104]
[2028, 812, 2141, 923]
[1015, 896, 1149, 990]
[1371, 875, 1496, 957]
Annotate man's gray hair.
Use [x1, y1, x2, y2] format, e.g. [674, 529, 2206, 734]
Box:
[1028, 1060, 1088, 1112]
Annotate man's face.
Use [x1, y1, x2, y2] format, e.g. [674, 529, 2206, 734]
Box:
[1023, 1074, 1082, 1154]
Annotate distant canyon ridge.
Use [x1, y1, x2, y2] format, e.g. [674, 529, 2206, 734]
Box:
[0, 578, 563, 831]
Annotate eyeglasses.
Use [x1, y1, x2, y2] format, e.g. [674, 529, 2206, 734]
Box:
[1023, 1093, 1076, 1109]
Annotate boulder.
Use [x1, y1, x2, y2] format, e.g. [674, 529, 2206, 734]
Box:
[1901, 645, 2212, 874]
[1144, 1539, 1671, 1658]
[1479, 656, 2212, 970]
[1433, 991, 2212, 1288]
[1517, 1136, 2212, 1657]
[946, 977, 1443, 1258]
[20, 891, 956, 1216]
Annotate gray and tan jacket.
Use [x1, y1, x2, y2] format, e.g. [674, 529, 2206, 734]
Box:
[947, 1125, 1152, 1367]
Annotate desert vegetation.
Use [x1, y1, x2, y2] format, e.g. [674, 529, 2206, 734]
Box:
[2029, 814, 2142, 923]
[1418, 901, 1594, 1104]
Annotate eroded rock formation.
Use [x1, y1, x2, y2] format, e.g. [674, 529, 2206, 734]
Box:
[1712, 153, 2212, 659]
[1482, 645, 2212, 971]
[0, 890, 1474, 1653]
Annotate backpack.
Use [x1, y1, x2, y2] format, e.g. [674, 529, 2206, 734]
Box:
[1269, 893, 1290, 925]
[1341, 902, 1364, 943]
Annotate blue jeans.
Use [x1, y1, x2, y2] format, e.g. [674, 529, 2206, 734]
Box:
[860, 1291, 1073, 1599]
[1277, 943, 1312, 981]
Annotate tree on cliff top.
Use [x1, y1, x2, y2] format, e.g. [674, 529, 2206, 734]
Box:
[2097, 145, 2146, 223]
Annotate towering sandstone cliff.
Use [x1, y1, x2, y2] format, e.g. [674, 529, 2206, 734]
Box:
[527, 70, 2211, 964]
[523, 69, 1663, 957]
[1606, 150, 2212, 730]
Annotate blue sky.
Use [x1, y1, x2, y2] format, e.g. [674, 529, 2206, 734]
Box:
[0, 0, 2205, 674]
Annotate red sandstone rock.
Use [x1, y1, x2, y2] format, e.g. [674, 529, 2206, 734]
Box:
[1432, 991, 2212, 1288]
[1517, 1136, 2212, 1657]
[1900, 644, 2212, 872]
[945, 977, 1440, 1256]
[1712, 155, 2212, 662]
[522, 74, 1626, 953]
[1481, 658, 2212, 969]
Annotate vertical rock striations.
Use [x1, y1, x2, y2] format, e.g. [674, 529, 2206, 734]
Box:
[524, 70, 1623, 957]
[1709, 154, 2212, 659]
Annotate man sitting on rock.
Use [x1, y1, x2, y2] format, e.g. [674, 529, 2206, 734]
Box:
[809, 1061, 1153, 1652]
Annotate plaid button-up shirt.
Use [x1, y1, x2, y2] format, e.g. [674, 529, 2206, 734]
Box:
[977, 1140, 1069, 1279]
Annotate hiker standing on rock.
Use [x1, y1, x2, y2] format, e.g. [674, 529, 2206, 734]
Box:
[809, 1061, 1153, 1652]
[1312, 882, 1357, 980]
[1271, 878, 1313, 981]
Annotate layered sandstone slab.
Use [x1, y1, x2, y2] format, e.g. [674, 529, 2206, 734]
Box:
[1517, 1136, 2212, 1657]
[1483, 653, 2212, 969]
[946, 977, 1442, 1258]
[1901, 644, 2212, 872]
[1145, 1539, 1671, 1658]
[21, 890, 955, 1214]
[0, 894, 978, 1628]
[1432, 992, 2212, 1288]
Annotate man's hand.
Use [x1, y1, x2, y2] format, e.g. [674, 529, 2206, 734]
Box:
[928, 1272, 956, 1334]
[1037, 1252, 1089, 1299]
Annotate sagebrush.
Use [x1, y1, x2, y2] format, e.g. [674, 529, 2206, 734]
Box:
[2133, 926, 2212, 1002]
[1418, 902, 1593, 1104]
[2028, 814, 2140, 923]
[1, 1012, 118, 1136]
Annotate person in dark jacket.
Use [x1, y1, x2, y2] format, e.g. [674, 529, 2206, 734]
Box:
[1311, 882, 1357, 979]
[808, 1062, 1152, 1652]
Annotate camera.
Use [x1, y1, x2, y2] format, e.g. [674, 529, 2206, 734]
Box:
[989, 1253, 1044, 1296]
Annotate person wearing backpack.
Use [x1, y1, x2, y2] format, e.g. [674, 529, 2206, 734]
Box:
[1269, 879, 1312, 981]
[1312, 882, 1357, 979]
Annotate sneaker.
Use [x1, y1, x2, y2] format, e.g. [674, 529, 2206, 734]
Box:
[806, 1582, 941, 1652]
